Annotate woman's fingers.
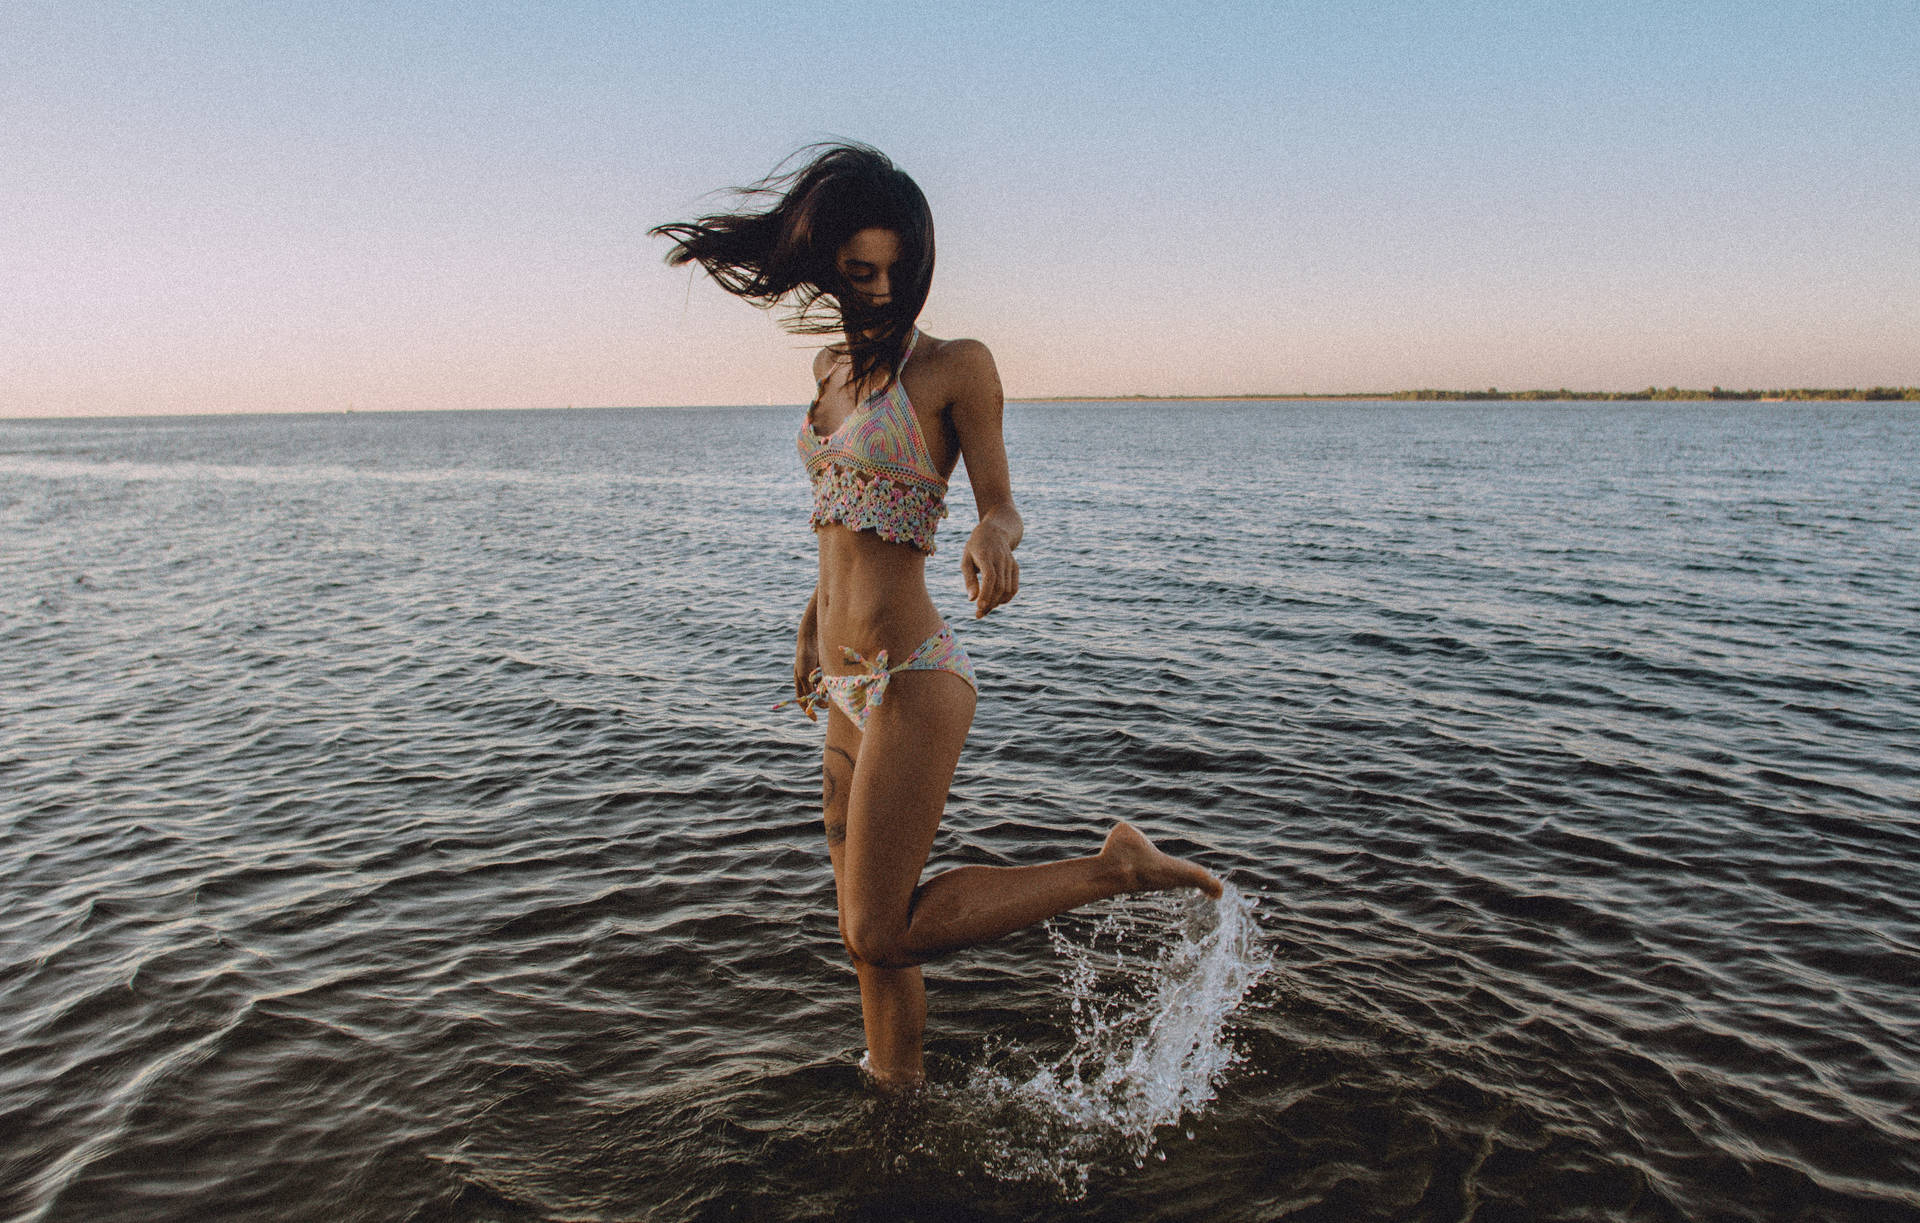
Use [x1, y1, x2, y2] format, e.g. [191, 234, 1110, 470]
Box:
[968, 555, 991, 615]
[970, 554, 1019, 617]
[962, 531, 1020, 617]
[793, 668, 817, 720]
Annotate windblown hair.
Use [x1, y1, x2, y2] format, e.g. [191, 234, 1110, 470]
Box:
[651, 143, 935, 392]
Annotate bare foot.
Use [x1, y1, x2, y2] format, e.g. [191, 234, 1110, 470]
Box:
[1101, 821, 1223, 900]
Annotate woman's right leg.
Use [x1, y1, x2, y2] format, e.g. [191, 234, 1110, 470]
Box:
[822, 714, 926, 1084]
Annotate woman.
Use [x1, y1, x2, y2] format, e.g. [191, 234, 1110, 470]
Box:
[654, 143, 1221, 1089]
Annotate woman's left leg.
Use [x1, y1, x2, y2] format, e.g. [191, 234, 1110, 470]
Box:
[838, 671, 1221, 974]
[832, 664, 1221, 1086]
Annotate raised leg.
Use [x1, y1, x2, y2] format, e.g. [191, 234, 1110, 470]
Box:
[880, 821, 1224, 965]
[821, 668, 1223, 1090]
[836, 671, 1222, 974]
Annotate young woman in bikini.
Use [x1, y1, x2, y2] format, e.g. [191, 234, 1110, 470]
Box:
[653, 143, 1221, 1089]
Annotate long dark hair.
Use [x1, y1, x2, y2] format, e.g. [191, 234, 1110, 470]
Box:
[651, 143, 935, 392]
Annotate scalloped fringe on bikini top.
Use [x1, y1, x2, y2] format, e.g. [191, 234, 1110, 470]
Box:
[798, 328, 949, 554]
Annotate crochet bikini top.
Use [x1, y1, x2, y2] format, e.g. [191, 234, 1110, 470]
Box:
[799, 328, 950, 554]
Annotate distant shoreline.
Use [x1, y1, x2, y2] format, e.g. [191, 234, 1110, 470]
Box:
[1024, 386, 1920, 403]
[7, 387, 1917, 423]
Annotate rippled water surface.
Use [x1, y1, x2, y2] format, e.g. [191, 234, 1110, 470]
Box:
[3, 401, 1917, 1222]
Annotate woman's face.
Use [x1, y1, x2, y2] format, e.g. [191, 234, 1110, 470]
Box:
[834, 227, 902, 309]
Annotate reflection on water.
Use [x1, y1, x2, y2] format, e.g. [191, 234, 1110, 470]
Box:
[2, 402, 1918, 1221]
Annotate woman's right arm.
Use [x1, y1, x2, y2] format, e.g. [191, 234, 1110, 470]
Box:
[790, 348, 834, 717]
[794, 586, 820, 717]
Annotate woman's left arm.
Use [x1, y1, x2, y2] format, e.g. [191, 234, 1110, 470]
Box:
[946, 339, 1023, 619]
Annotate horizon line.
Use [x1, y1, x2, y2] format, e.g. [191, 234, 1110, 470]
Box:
[6, 385, 1918, 423]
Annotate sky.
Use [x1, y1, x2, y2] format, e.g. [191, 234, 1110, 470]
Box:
[2, 0, 1915, 417]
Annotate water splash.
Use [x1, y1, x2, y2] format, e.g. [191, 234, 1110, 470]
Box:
[956, 882, 1271, 1196]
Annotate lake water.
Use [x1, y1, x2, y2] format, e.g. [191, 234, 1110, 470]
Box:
[2, 401, 1916, 1221]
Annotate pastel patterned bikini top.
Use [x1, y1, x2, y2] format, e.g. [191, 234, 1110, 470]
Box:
[799, 328, 950, 554]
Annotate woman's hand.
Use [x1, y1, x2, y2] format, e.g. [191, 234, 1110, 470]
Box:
[794, 590, 821, 719]
[962, 519, 1020, 619]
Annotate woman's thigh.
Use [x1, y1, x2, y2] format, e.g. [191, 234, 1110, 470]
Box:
[822, 710, 860, 908]
[830, 670, 976, 932]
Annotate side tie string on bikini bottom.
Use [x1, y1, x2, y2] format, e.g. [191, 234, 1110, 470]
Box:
[774, 646, 896, 730]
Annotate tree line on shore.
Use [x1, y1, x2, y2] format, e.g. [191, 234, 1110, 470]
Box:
[1389, 386, 1920, 401]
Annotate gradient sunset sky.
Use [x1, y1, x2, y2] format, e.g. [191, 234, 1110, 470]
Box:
[4, 0, 1915, 417]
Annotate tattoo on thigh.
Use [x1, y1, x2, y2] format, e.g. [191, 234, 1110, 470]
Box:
[822, 745, 855, 843]
[822, 746, 854, 800]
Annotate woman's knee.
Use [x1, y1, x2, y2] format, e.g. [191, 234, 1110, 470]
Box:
[843, 910, 916, 970]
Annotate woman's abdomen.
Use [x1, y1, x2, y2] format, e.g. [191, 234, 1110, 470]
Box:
[813, 525, 945, 669]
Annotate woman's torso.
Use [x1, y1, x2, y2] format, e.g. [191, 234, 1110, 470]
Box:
[804, 332, 963, 667]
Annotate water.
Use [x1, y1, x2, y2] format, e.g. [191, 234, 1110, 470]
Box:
[2, 400, 1916, 1221]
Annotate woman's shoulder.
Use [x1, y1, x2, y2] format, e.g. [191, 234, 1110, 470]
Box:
[911, 333, 1002, 422]
[918, 331, 988, 359]
[915, 333, 998, 382]
[811, 344, 843, 383]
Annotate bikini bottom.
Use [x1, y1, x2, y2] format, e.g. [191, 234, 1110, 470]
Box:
[778, 623, 976, 732]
